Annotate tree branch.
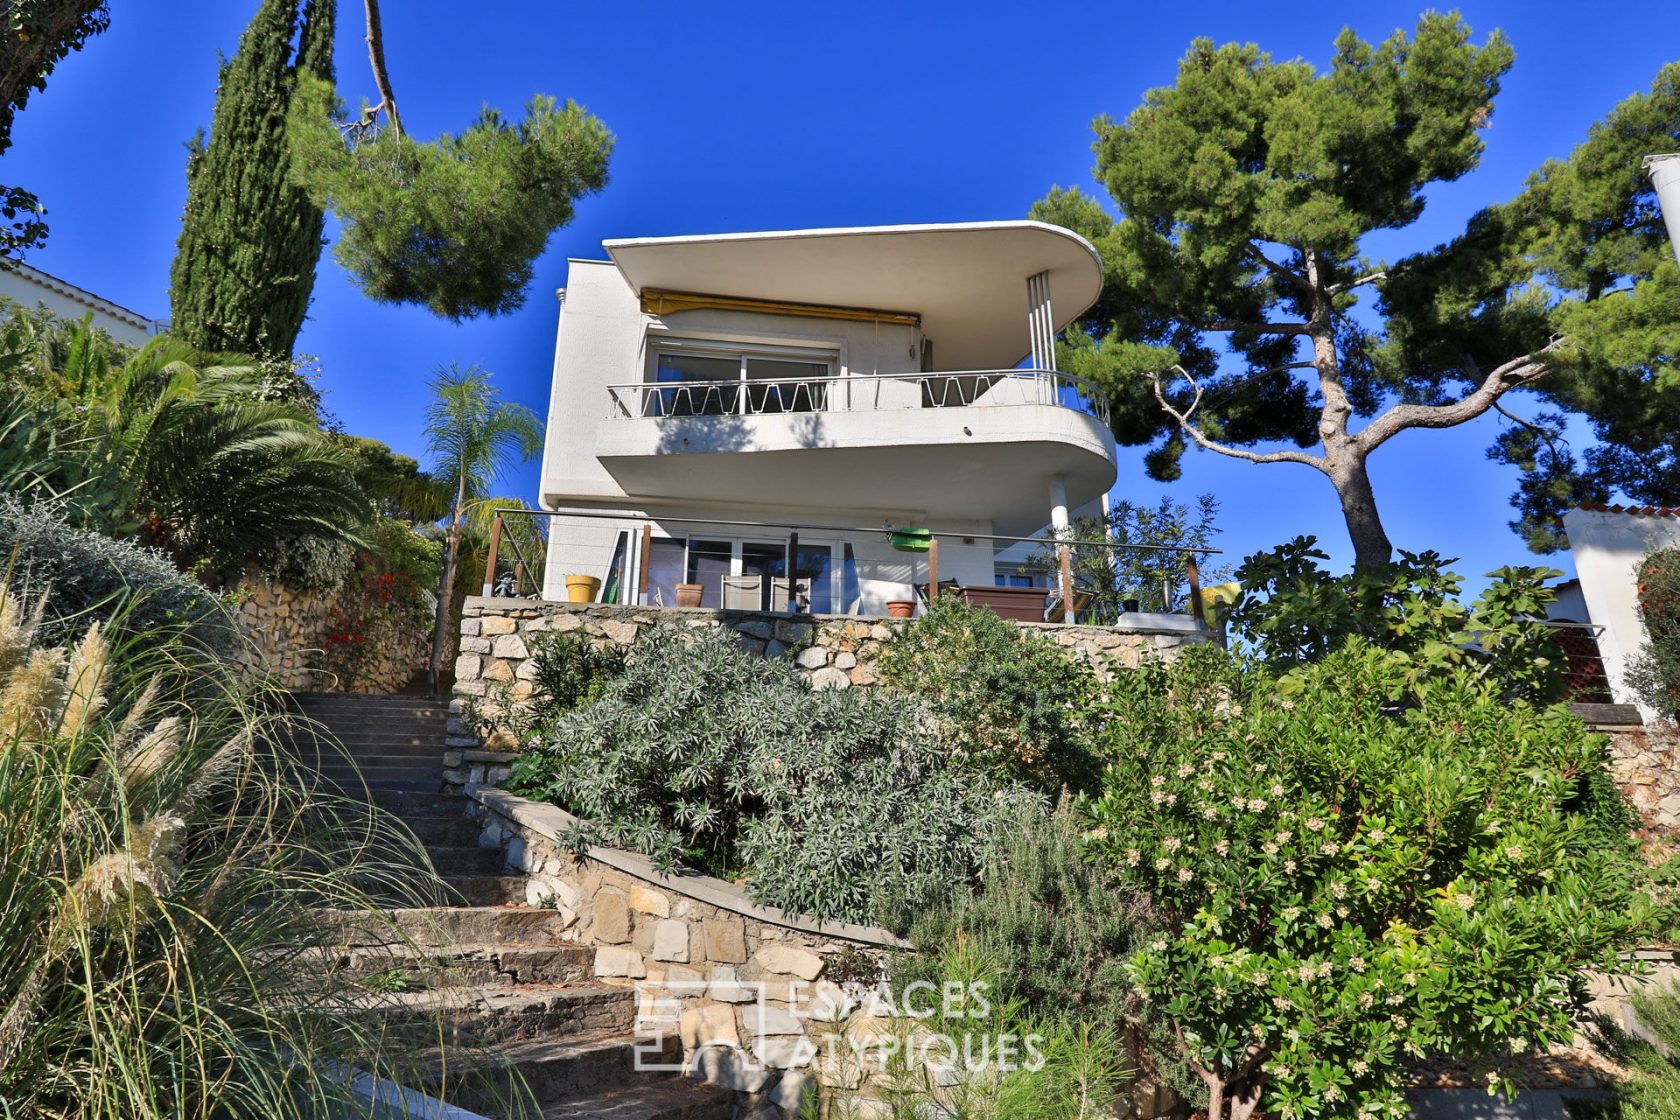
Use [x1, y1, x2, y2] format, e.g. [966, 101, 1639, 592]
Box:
[1150, 366, 1326, 469]
[1355, 339, 1565, 454]
[1204, 320, 1312, 336]
[1247, 243, 1314, 297]
[362, 0, 403, 138]
[1327, 269, 1394, 296]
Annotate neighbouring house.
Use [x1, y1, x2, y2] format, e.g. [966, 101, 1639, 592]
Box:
[0, 261, 163, 348]
[535, 221, 1122, 618]
[1561, 504, 1680, 722]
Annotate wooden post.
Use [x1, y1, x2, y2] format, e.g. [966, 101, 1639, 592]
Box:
[513, 561, 527, 596]
[1058, 543, 1074, 624]
[1187, 550, 1205, 627]
[637, 522, 652, 606]
[785, 531, 799, 612]
[927, 537, 940, 602]
[481, 515, 503, 596]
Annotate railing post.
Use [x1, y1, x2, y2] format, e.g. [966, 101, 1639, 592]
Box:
[785, 531, 798, 612]
[1187, 549, 1205, 627]
[513, 561, 527, 597]
[481, 515, 503, 597]
[927, 537, 939, 603]
[1058, 543, 1075, 625]
[637, 522, 653, 606]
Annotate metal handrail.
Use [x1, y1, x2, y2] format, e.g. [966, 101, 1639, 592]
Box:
[605, 368, 1111, 426]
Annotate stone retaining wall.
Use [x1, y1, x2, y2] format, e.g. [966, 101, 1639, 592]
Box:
[471, 788, 1181, 1119]
[446, 596, 1213, 763]
[1605, 722, 1680, 834]
[234, 570, 428, 694]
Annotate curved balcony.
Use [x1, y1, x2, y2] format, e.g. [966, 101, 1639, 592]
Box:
[592, 369, 1118, 535]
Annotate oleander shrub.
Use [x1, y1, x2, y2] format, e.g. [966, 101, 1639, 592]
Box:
[528, 629, 626, 723]
[0, 585, 463, 1119]
[507, 623, 1037, 925]
[1627, 548, 1680, 720]
[1083, 641, 1648, 1120]
[0, 496, 237, 656]
[876, 597, 1100, 794]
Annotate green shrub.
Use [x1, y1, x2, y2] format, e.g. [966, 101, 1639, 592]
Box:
[1229, 535, 1569, 702]
[0, 495, 237, 656]
[528, 630, 626, 723]
[1083, 641, 1648, 1120]
[1567, 981, 1680, 1119]
[507, 624, 1037, 925]
[0, 585, 459, 1119]
[852, 934, 1133, 1120]
[876, 597, 1099, 794]
[1627, 549, 1680, 720]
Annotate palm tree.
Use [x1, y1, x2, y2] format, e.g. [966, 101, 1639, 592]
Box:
[422, 364, 541, 693]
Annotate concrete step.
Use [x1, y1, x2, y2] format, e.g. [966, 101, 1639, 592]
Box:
[293, 693, 449, 710]
[442, 874, 529, 907]
[326, 906, 579, 949]
[367, 984, 634, 1046]
[336, 942, 594, 988]
[417, 1030, 689, 1117]
[315, 764, 445, 785]
[540, 1077, 735, 1120]
[421, 846, 507, 877]
[370, 790, 468, 815]
[399, 817, 484, 847]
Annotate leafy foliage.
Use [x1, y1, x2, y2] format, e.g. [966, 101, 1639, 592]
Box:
[0, 582, 456, 1119]
[1083, 642, 1647, 1120]
[0, 2, 110, 258]
[876, 597, 1099, 794]
[526, 630, 625, 724]
[508, 624, 1036, 925]
[1483, 66, 1680, 548]
[1566, 981, 1680, 1119]
[1228, 535, 1568, 702]
[0, 495, 236, 656]
[168, 0, 335, 357]
[289, 76, 612, 320]
[1017, 494, 1228, 617]
[1627, 549, 1680, 719]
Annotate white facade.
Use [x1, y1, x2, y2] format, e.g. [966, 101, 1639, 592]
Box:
[535, 222, 1119, 615]
[1561, 506, 1680, 721]
[0, 262, 160, 348]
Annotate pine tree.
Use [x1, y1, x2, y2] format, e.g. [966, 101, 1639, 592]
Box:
[168, 0, 334, 358]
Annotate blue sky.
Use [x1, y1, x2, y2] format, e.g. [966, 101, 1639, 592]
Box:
[5, 1, 1678, 587]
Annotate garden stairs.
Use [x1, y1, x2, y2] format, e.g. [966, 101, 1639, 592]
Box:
[285, 693, 731, 1120]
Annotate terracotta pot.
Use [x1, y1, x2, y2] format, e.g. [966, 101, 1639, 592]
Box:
[886, 599, 915, 619]
[675, 582, 704, 608]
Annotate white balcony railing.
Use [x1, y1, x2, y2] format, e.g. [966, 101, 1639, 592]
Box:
[605, 368, 1111, 427]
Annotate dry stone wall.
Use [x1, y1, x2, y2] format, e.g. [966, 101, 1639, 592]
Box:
[234, 570, 428, 694]
[446, 596, 1214, 770]
[1606, 722, 1680, 833]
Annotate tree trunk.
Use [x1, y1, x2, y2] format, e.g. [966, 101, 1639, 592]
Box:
[1327, 450, 1393, 569]
[427, 487, 466, 696]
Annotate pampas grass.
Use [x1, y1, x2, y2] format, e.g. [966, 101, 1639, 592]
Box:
[0, 582, 468, 1119]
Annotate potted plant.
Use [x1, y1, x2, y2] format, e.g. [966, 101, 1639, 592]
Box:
[564, 574, 601, 603]
[675, 582, 704, 608]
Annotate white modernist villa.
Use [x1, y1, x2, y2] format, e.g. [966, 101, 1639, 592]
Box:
[535, 220, 1119, 616]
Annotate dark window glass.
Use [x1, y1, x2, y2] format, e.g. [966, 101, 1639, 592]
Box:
[686, 540, 733, 607]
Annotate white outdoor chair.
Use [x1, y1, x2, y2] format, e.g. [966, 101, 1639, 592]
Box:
[721, 575, 763, 610]
[771, 578, 810, 613]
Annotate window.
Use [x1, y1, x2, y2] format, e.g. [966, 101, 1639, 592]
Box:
[645, 340, 833, 417]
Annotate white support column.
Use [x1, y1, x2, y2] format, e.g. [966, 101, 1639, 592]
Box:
[1050, 475, 1073, 624]
[1026, 270, 1055, 373]
[1646, 154, 1680, 267]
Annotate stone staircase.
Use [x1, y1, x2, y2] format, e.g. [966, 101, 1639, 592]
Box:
[286, 694, 731, 1120]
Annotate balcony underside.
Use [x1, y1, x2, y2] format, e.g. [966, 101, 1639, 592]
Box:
[590, 405, 1117, 535]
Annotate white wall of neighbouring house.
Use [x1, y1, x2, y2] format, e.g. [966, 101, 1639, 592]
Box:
[1563, 507, 1680, 721]
[0, 264, 158, 349]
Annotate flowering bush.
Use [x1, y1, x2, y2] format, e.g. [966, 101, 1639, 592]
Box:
[1083, 642, 1647, 1120]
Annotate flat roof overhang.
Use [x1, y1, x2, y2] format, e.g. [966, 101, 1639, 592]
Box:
[583, 405, 1118, 537]
[603, 221, 1105, 371]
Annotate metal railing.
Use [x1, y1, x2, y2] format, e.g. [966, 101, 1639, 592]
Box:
[482, 506, 1218, 627]
[605, 368, 1111, 426]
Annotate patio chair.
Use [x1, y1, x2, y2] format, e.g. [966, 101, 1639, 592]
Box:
[771, 578, 810, 613]
[721, 575, 763, 610]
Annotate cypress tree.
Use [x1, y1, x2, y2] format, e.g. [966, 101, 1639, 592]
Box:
[169, 0, 335, 358]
